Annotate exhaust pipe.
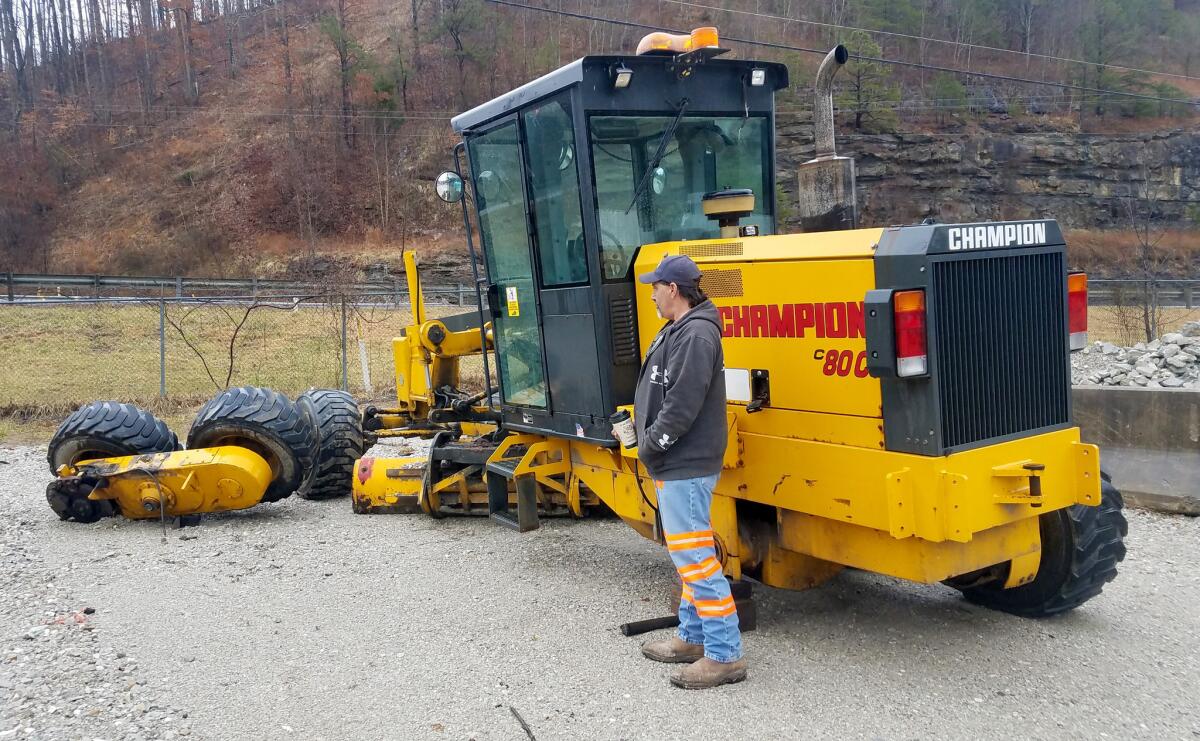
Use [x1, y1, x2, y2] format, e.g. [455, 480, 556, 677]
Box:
[813, 44, 849, 161]
[795, 44, 858, 232]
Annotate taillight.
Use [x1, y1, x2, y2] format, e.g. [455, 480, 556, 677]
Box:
[1068, 272, 1087, 351]
[894, 290, 927, 377]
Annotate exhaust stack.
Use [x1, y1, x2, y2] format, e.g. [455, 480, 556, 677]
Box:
[796, 45, 858, 232]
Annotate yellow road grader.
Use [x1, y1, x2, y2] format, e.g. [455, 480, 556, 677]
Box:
[351, 31, 1127, 618]
[47, 29, 1126, 619]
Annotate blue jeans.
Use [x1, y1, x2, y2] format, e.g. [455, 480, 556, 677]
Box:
[655, 475, 743, 663]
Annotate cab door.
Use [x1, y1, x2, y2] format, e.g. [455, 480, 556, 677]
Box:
[467, 118, 549, 408]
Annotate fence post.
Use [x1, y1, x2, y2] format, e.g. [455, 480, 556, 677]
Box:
[175, 277, 183, 298]
[393, 278, 401, 308]
[458, 284, 466, 305]
[1186, 284, 1194, 310]
[159, 299, 167, 398]
[5, 272, 12, 302]
[252, 277, 259, 299]
[340, 298, 349, 392]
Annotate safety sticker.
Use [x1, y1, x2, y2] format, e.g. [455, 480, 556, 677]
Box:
[506, 286, 520, 317]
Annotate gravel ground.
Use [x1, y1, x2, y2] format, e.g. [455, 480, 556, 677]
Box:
[2, 442, 1198, 741]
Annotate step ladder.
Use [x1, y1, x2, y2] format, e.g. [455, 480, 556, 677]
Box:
[483, 434, 571, 532]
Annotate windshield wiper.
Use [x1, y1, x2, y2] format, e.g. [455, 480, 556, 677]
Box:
[625, 97, 690, 214]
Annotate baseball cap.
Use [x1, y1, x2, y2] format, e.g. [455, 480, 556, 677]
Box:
[637, 254, 702, 287]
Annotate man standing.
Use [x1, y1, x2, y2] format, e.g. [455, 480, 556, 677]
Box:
[630, 254, 745, 689]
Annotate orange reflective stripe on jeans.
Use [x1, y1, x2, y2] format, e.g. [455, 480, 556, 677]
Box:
[665, 530, 715, 552]
[677, 557, 722, 583]
[694, 595, 737, 618]
[681, 583, 695, 603]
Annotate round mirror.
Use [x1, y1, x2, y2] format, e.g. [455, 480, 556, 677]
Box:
[435, 171, 464, 203]
[651, 166, 667, 195]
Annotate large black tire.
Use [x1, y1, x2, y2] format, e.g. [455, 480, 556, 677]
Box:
[187, 387, 317, 504]
[295, 389, 363, 500]
[48, 401, 179, 474]
[960, 478, 1128, 617]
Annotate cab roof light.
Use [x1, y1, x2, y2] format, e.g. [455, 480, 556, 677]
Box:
[635, 26, 720, 56]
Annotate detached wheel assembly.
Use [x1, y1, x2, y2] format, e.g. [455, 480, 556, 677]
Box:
[46, 401, 179, 522]
[187, 386, 318, 503]
[296, 388, 364, 500]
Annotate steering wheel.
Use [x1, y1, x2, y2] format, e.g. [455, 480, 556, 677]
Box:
[598, 227, 630, 280]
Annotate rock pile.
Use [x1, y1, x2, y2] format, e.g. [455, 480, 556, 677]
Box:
[1071, 321, 1200, 388]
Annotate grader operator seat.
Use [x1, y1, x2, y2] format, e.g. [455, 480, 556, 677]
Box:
[449, 39, 787, 443]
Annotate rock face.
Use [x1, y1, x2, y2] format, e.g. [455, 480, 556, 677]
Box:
[1071, 322, 1200, 388]
[776, 127, 1200, 231]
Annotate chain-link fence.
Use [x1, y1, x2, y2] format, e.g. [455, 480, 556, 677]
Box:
[4, 275, 1198, 423]
[0, 290, 490, 424]
[1088, 279, 1200, 346]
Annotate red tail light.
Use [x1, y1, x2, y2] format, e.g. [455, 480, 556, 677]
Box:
[1068, 272, 1087, 351]
[894, 290, 927, 377]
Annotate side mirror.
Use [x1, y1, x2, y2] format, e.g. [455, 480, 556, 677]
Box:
[435, 171, 464, 203]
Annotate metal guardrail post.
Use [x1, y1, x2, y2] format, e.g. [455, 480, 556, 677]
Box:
[340, 298, 349, 392]
[175, 277, 183, 297]
[159, 299, 167, 398]
[1186, 284, 1194, 310]
[393, 279, 401, 308]
[5, 272, 12, 302]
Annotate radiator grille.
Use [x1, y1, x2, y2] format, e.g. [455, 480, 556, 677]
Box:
[932, 252, 1070, 449]
[609, 296, 639, 364]
[682, 242, 744, 258]
[699, 269, 745, 298]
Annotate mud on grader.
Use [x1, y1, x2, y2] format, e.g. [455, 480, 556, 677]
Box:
[47, 30, 1126, 620]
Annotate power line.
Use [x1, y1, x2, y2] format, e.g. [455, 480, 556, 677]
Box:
[659, 0, 1200, 83]
[26, 103, 457, 121]
[484, 0, 1199, 107]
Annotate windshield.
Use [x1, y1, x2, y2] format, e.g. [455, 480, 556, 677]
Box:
[589, 115, 772, 280]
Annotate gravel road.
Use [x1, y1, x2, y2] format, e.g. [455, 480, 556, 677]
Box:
[2, 442, 1198, 741]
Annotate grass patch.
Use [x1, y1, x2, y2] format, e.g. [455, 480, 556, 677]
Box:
[0, 300, 477, 444]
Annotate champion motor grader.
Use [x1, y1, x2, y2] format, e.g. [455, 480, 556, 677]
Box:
[350, 29, 1128, 618]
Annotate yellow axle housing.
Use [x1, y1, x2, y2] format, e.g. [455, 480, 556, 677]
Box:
[56, 447, 273, 519]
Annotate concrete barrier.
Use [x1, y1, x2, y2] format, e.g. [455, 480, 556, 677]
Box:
[1073, 386, 1200, 516]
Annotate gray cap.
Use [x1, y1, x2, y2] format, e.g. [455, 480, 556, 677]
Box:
[637, 254, 702, 287]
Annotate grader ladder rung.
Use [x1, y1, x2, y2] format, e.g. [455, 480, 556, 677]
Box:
[486, 458, 540, 532]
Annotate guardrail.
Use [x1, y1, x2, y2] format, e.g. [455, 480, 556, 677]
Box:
[3, 273, 1198, 307]
[1086, 279, 1198, 309]
[2, 272, 472, 304]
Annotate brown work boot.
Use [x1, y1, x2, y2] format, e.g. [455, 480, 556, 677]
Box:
[640, 636, 705, 664]
[670, 657, 748, 689]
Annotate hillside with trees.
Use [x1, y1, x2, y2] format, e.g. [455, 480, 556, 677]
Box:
[1, 0, 1198, 278]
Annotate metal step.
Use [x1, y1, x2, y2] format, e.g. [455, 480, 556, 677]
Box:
[485, 460, 539, 532]
[485, 458, 521, 478]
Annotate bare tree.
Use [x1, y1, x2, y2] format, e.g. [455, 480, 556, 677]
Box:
[1120, 164, 1171, 343]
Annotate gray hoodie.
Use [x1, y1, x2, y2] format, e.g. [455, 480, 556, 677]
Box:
[633, 299, 727, 480]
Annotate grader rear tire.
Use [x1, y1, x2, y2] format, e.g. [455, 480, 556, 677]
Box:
[48, 401, 179, 474]
[960, 477, 1127, 617]
[187, 387, 317, 504]
[295, 389, 363, 500]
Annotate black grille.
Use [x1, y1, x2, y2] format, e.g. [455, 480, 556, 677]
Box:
[609, 296, 639, 365]
[932, 251, 1070, 450]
